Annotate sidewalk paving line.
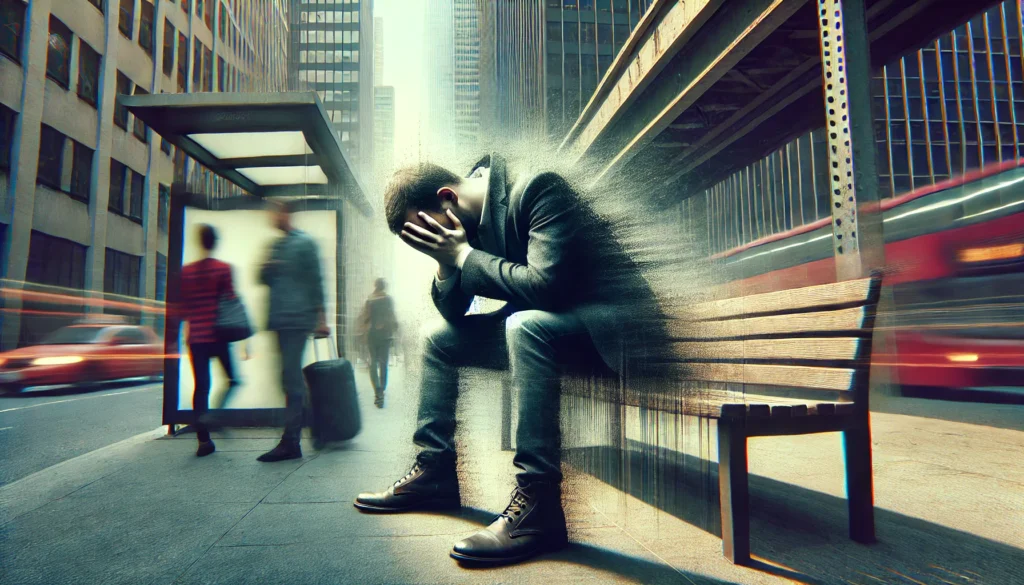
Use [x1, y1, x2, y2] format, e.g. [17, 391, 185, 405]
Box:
[0, 426, 166, 526]
[0, 385, 157, 414]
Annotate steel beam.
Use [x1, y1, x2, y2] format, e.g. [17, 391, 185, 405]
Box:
[561, 0, 727, 161]
[589, 0, 809, 186]
[816, 0, 883, 281]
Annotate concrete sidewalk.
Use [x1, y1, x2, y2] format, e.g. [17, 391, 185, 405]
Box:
[1, 366, 1022, 585]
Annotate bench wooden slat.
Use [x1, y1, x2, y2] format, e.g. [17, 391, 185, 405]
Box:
[597, 387, 852, 419]
[680, 277, 875, 320]
[668, 337, 863, 362]
[668, 306, 868, 340]
[678, 363, 857, 391]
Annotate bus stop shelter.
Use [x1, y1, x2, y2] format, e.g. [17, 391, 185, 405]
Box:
[120, 91, 371, 430]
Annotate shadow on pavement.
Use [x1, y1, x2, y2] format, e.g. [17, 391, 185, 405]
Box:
[566, 445, 1023, 585]
[426, 507, 741, 584]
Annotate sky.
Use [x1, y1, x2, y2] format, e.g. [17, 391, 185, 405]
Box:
[374, 0, 427, 166]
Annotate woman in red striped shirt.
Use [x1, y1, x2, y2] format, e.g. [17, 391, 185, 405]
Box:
[180, 224, 240, 457]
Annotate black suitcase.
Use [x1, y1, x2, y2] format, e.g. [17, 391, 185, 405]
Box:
[304, 336, 361, 443]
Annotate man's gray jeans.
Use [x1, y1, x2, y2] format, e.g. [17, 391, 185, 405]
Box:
[277, 329, 309, 444]
[412, 309, 592, 487]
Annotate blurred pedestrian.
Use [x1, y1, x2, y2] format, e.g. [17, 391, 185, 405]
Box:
[257, 199, 329, 462]
[357, 278, 398, 407]
[179, 224, 240, 457]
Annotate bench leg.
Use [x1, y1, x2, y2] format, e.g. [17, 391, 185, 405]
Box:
[718, 420, 750, 564]
[843, 425, 876, 544]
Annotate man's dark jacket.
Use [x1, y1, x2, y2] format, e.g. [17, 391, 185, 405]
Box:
[431, 153, 665, 373]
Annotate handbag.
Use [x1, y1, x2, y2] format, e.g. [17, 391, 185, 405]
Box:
[215, 294, 253, 342]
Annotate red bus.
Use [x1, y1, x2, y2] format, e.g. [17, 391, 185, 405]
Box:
[712, 160, 1024, 402]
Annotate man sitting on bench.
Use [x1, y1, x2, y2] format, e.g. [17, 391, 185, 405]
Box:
[353, 154, 663, 566]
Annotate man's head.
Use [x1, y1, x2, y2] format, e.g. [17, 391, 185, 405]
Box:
[198, 224, 217, 252]
[374, 277, 386, 293]
[266, 199, 294, 232]
[384, 163, 479, 236]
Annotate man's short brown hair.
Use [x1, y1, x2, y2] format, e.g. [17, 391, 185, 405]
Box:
[383, 163, 462, 234]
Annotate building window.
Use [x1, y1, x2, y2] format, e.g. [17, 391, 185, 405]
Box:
[156, 252, 167, 302]
[87, 0, 104, 13]
[161, 137, 171, 155]
[177, 31, 188, 91]
[0, 0, 26, 64]
[218, 2, 226, 41]
[182, 0, 190, 15]
[217, 56, 226, 91]
[77, 40, 101, 107]
[70, 141, 93, 202]
[46, 17, 72, 89]
[132, 86, 148, 142]
[162, 19, 175, 77]
[204, 0, 213, 29]
[139, 1, 155, 55]
[128, 169, 144, 222]
[36, 125, 66, 191]
[104, 248, 142, 298]
[27, 232, 87, 290]
[114, 71, 132, 129]
[108, 159, 126, 214]
[158, 184, 170, 232]
[202, 45, 213, 91]
[119, 0, 134, 39]
[547, 21, 561, 42]
[0, 103, 15, 172]
[192, 39, 202, 85]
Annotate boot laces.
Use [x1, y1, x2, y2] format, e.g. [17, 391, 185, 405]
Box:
[394, 463, 421, 488]
[500, 487, 531, 521]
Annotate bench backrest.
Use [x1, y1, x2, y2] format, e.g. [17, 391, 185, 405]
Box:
[665, 275, 883, 413]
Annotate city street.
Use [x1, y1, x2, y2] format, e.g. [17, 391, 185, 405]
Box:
[1, 367, 1022, 584]
[0, 383, 162, 487]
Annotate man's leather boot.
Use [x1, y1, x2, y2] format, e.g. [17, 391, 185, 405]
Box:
[354, 461, 460, 512]
[450, 482, 568, 565]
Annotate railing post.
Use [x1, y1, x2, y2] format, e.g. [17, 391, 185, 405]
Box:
[816, 0, 885, 281]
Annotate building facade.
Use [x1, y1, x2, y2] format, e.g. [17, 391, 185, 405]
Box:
[373, 86, 395, 184]
[288, 0, 373, 180]
[483, 0, 654, 143]
[421, 0, 481, 163]
[373, 15, 382, 86]
[0, 0, 290, 349]
[699, 1, 1024, 255]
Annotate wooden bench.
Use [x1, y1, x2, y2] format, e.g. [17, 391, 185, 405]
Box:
[501, 275, 882, 564]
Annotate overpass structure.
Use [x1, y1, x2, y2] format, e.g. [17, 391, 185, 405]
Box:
[559, 0, 1004, 280]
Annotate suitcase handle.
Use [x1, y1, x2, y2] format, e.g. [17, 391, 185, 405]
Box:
[312, 335, 338, 361]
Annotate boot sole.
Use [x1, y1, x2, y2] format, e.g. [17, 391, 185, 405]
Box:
[449, 538, 569, 566]
[257, 453, 302, 463]
[353, 497, 461, 514]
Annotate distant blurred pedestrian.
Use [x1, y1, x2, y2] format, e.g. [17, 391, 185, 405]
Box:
[357, 278, 398, 407]
[258, 199, 329, 462]
[179, 224, 241, 458]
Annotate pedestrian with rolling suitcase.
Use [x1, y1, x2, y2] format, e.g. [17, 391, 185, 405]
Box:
[257, 199, 330, 462]
[305, 334, 361, 449]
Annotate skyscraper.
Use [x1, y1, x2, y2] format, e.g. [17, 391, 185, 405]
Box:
[423, 0, 481, 162]
[289, 0, 374, 179]
[374, 17, 384, 86]
[482, 0, 654, 142]
[452, 0, 481, 148]
[373, 86, 396, 183]
[373, 17, 395, 185]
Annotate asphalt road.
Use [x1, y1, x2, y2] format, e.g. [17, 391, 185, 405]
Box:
[0, 382, 163, 487]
